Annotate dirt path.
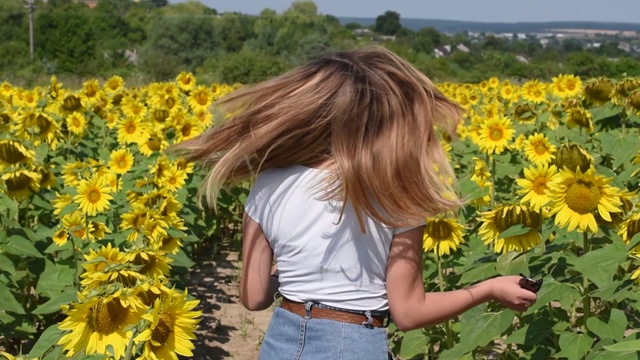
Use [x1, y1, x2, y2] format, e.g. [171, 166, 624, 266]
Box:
[187, 242, 273, 360]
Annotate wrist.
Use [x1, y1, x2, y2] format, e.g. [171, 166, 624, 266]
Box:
[474, 279, 496, 303]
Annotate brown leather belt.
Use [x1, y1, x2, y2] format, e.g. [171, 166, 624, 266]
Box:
[280, 297, 388, 328]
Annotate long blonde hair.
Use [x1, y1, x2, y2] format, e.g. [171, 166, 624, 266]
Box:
[174, 46, 463, 228]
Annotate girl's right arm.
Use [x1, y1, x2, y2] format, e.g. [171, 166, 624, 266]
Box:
[385, 226, 537, 331]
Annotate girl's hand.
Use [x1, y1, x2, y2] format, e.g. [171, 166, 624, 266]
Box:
[486, 275, 538, 312]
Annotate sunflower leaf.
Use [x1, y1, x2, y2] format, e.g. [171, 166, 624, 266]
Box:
[27, 324, 63, 358]
[569, 240, 628, 289]
[399, 329, 429, 359]
[0, 282, 25, 314]
[3, 234, 43, 258]
[555, 332, 594, 360]
[497, 224, 530, 239]
[32, 290, 77, 315]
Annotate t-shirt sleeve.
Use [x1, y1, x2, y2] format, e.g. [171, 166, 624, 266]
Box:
[393, 220, 426, 235]
[244, 174, 266, 225]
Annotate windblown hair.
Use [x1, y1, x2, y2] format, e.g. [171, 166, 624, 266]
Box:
[173, 46, 463, 228]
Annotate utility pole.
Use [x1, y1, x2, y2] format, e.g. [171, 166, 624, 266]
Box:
[25, 0, 36, 60]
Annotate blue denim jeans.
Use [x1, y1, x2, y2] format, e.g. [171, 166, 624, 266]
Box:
[259, 305, 392, 360]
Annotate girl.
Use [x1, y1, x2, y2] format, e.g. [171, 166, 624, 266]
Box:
[176, 47, 537, 360]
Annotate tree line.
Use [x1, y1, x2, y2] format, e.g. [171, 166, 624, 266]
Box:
[1, 0, 639, 86]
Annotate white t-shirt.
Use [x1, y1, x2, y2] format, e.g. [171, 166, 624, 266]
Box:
[244, 165, 421, 311]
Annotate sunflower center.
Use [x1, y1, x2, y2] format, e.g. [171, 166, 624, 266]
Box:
[89, 298, 129, 335]
[147, 137, 162, 151]
[151, 313, 174, 347]
[532, 178, 548, 195]
[565, 180, 601, 214]
[0, 143, 27, 164]
[489, 128, 504, 141]
[196, 93, 208, 106]
[88, 189, 102, 203]
[534, 142, 547, 155]
[126, 123, 137, 134]
[181, 125, 192, 137]
[627, 220, 640, 242]
[118, 159, 128, 169]
[428, 220, 454, 240]
[72, 118, 81, 127]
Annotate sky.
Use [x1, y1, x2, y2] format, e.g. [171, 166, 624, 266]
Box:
[169, 0, 640, 23]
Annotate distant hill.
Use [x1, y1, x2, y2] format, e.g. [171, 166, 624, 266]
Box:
[338, 17, 640, 34]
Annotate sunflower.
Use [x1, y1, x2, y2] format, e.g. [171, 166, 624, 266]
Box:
[478, 116, 515, 155]
[157, 236, 182, 254]
[81, 243, 146, 289]
[1, 169, 41, 201]
[108, 148, 134, 175]
[512, 134, 526, 151]
[36, 166, 57, 189]
[176, 72, 196, 92]
[62, 211, 87, 239]
[554, 143, 593, 173]
[52, 192, 73, 216]
[521, 80, 547, 104]
[121, 97, 147, 119]
[0, 140, 36, 168]
[134, 289, 201, 360]
[173, 115, 202, 144]
[0, 81, 12, 98]
[516, 164, 558, 211]
[547, 167, 622, 233]
[422, 216, 465, 256]
[479, 204, 542, 253]
[551, 74, 582, 98]
[565, 107, 594, 132]
[66, 112, 87, 136]
[52, 228, 69, 246]
[139, 131, 169, 158]
[73, 175, 113, 216]
[159, 166, 188, 192]
[626, 89, 640, 116]
[18, 89, 39, 108]
[187, 86, 212, 111]
[0, 352, 36, 360]
[12, 111, 60, 148]
[619, 212, 640, 254]
[612, 78, 640, 106]
[595, 188, 635, 228]
[117, 117, 145, 145]
[58, 93, 84, 115]
[104, 75, 124, 94]
[470, 157, 490, 186]
[583, 77, 615, 105]
[523, 133, 556, 166]
[512, 102, 537, 123]
[499, 85, 516, 102]
[58, 291, 142, 359]
[124, 248, 172, 279]
[89, 220, 111, 241]
[81, 79, 102, 107]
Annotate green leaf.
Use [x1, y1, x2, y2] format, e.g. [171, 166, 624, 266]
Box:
[498, 224, 530, 239]
[459, 305, 515, 350]
[399, 329, 428, 359]
[586, 309, 627, 341]
[530, 280, 581, 311]
[0, 254, 16, 274]
[556, 332, 594, 360]
[0, 282, 25, 314]
[2, 234, 43, 258]
[0, 192, 18, 218]
[33, 290, 78, 315]
[459, 262, 497, 284]
[459, 178, 490, 201]
[604, 339, 640, 352]
[505, 316, 554, 345]
[27, 325, 63, 358]
[570, 240, 628, 289]
[59, 202, 79, 217]
[169, 249, 195, 268]
[36, 260, 76, 297]
[496, 251, 529, 276]
[589, 350, 640, 360]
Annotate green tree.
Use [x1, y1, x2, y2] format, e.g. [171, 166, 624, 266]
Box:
[374, 10, 401, 36]
[139, 14, 220, 80]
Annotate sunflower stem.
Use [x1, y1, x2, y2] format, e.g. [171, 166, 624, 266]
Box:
[436, 252, 454, 350]
[491, 156, 496, 207]
[70, 235, 81, 290]
[123, 331, 136, 360]
[582, 231, 591, 332]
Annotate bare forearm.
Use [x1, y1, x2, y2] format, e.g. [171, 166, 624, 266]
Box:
[395, 281, 493, 330]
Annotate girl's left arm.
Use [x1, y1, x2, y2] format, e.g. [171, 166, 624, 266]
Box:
[240, 212, 279, 311]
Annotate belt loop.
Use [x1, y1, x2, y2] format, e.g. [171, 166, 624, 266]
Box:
[362, 310, 374, 328]
[273, 291, 282, 306]
[304, 301, 313, 319]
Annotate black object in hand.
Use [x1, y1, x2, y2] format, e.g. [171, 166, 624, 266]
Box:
[518, 273, 543, 293]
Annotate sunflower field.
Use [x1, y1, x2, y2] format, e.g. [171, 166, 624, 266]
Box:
[1, 73, 640, 360]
